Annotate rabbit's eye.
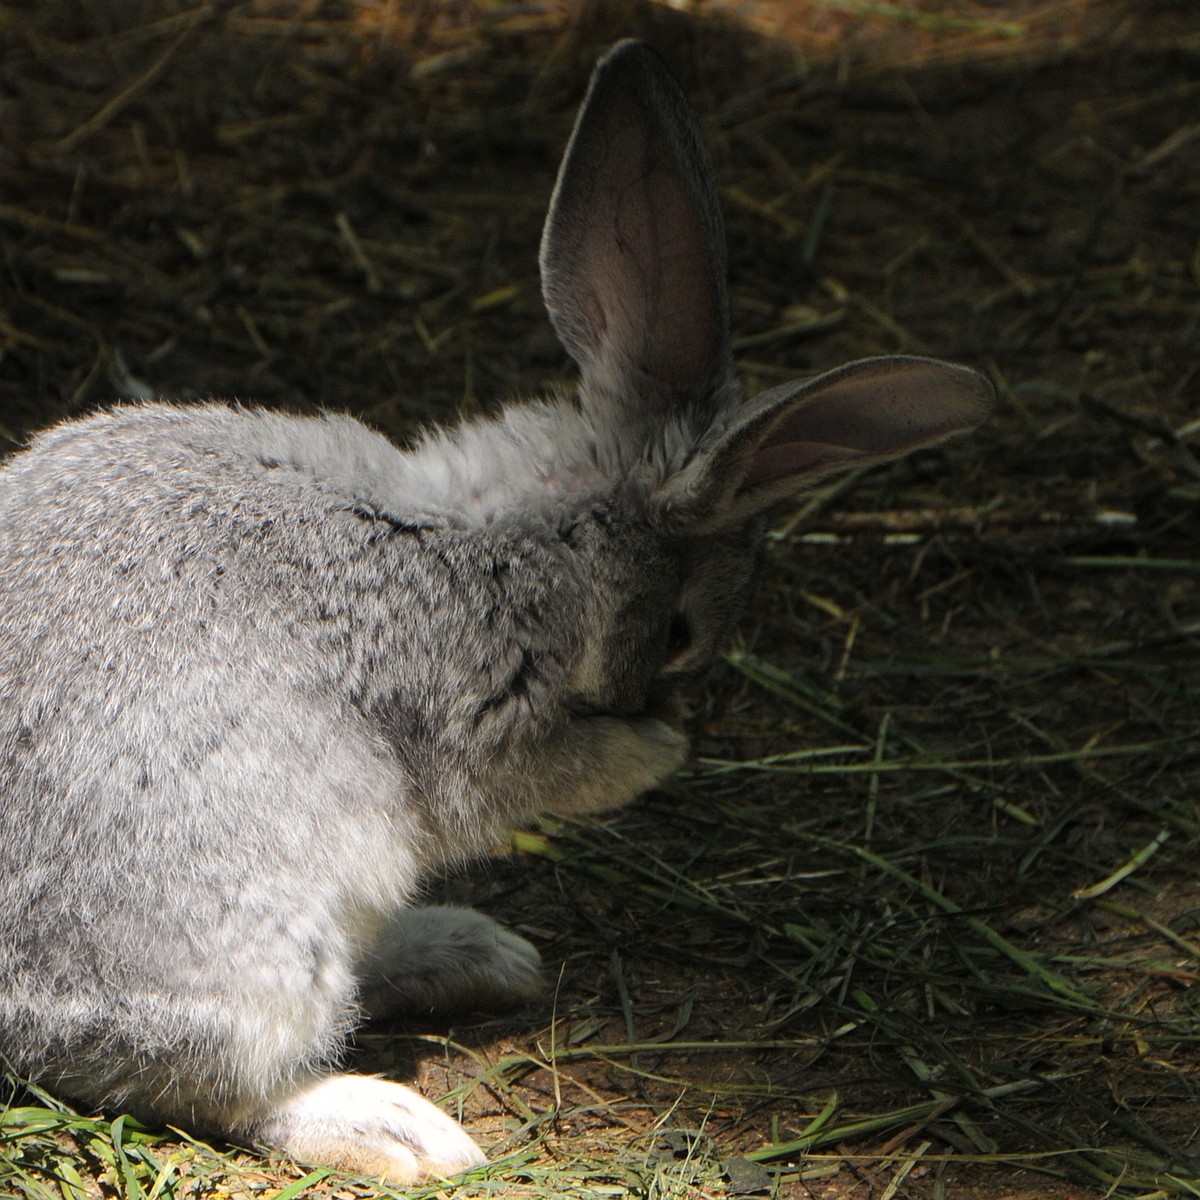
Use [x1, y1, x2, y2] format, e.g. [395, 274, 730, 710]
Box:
[665, 612, 692, 659]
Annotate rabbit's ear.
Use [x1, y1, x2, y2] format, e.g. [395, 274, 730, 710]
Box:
[539, 40, 730, 418]
[658, 356, 995, 529]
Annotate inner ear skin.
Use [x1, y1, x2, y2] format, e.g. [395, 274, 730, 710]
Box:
[538, 39, 731, 428]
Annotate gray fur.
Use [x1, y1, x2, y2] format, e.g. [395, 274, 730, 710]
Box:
[0, 39, 994, 1182]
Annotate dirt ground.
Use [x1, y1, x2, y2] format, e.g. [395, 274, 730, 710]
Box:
[1, 2, 1198, 1198]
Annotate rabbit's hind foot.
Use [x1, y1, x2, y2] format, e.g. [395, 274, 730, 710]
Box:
[247, 1073, 486, 1184]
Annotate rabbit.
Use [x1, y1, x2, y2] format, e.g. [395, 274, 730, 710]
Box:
[0, 39, 994, 1184]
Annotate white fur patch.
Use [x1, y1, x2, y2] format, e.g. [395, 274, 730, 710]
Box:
[251, 1073, 486, 1184]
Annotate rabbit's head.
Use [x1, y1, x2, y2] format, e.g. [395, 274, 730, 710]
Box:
[513, 40, 994, 730]
[393, 41, 991, 770]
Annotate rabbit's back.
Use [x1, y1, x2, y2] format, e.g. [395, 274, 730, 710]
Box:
[0, 404, 413, 840]
[0, 405, 456, 1095]
[0, 402, 584, 970]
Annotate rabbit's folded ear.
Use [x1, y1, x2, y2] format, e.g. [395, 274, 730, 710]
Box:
[657, 355, 996, 530]
[539, 39, 731, 420]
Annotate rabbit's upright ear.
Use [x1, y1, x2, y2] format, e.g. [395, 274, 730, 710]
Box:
[539, 40, 731, 419]
[658, 355, 996, 530]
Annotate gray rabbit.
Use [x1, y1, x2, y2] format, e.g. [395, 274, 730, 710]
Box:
[0, 40, 994, 1183]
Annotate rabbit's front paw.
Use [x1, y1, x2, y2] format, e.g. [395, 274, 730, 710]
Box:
[359, 906, 542, 1019]
[555, 715, 688, 815]
[250, 1074, 486, 1184]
